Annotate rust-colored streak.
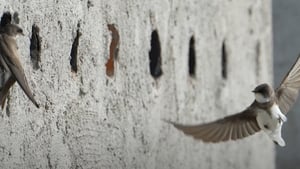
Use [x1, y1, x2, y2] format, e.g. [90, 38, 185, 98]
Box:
[106, 24, 120, 77]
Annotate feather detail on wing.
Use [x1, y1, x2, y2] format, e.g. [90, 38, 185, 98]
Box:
[0, 34, 39, 108]
[167, 108, 260, 143]
[276, 55, 300, 114]
[0, 75, 15, 109]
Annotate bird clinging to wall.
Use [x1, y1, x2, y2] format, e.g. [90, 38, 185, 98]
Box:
[0, 12, 39, 108]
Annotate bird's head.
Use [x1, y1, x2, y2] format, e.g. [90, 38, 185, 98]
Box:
[252, 83, 273, 103]
[0, 23, 24, 37]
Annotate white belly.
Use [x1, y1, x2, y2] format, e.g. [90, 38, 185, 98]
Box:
[270, 104, 287, 122]
[256, 104, 287, 147]
[256, 109, 278, 131]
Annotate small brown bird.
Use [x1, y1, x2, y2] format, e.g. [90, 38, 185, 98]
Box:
[0, 23, 39, 108]
[167, 56, 300, 146]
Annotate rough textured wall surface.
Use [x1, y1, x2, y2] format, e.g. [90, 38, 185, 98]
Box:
[0, 1, 273, 169]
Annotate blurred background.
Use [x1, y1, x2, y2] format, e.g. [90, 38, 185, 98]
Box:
[273, 0, 300, 168]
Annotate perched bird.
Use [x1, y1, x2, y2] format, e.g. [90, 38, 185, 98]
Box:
[0, 23, 39, 108]
[167, 56, 300, 147]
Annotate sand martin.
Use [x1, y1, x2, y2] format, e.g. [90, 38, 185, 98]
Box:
[0, 23, 39, 108]
[167, 56, 300, 147]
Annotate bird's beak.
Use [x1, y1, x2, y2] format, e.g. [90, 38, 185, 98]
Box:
[252, 90, 256, 93]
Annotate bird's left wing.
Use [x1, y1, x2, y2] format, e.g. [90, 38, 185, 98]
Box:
[167, 108, 260, 143]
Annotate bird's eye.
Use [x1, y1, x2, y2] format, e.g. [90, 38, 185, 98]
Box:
[17, 29, 23, 33]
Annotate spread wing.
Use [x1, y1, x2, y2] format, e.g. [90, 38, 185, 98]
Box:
[167, 108, 260, 143]
[0, 34, 39, 108]
[275, 55, 300, 114]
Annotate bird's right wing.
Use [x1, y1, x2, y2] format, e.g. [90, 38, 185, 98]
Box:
[275, 55, 300, 114]
[167, 108, 260, 143]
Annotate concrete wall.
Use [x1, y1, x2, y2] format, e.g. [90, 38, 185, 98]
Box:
[273, 0, 300, 168]
[0, 0, 274, 169]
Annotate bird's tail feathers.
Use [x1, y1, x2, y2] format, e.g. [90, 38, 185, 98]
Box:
[273, 136, 286, 147]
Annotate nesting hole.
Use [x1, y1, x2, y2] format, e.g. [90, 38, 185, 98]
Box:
[255, 41, 261, 77]
[5, 98, 11, 117]
[70, 29, 82, 73]
[12, 12, 19, 24]
[30, 24, 41, 70]
[188, 36, 196, 77]
[149, 30, 163, 78]
[57, 21, 63, 31]
[105, 24, 120, 77]
[0, 12, 12, 26]
[87, 0, 94, 9]
[221, 40, 228, 79]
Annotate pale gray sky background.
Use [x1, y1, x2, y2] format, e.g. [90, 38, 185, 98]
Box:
[273, 0, 300, 168]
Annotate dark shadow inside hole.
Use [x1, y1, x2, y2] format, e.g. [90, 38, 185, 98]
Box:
[30, 24, 41, 70]
[0, 12, 11, 27]
[256, 41, 261, 59]
[255, 41, 261, 77]
[87, 0, 94, 9]
[13, 12, 19, 24]
[149, 30, 163, 78]
[70, 29, 82, 73]
[188, 36, 196, 77]
[221, 40, 227, 79]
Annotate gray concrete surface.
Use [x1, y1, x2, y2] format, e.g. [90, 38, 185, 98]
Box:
[0, 1, 274, 169]
[273, 0, 300, 169]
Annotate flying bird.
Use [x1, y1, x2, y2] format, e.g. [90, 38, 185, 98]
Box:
[167, 56, 300, 147]
[0, 23, 39, 108]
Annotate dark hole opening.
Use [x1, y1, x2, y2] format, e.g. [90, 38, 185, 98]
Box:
[30, 24, 41, 70]
[0, 12, 12, 26]
[87, 0, 94, 9]
[149, 30, 163, 78]
[221, 40, 227, 79]
[13, 12, 19, 24]
[255, 41, 261, 77]
[188, 36, 196, 77]
[70, 29, 82, 73]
